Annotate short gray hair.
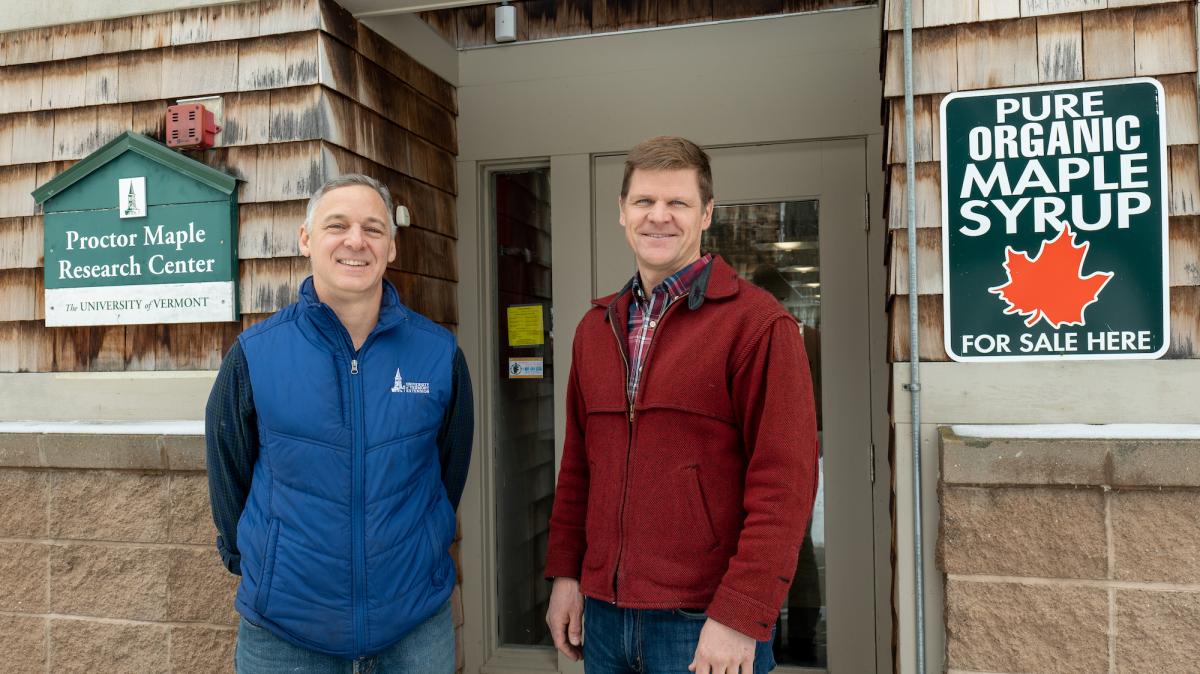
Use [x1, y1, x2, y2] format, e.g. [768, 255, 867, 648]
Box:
[304, 174, 396, 234]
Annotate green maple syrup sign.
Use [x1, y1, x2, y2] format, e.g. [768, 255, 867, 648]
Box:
[33, 132, 238, 327]
[941, 78, 1169, 362]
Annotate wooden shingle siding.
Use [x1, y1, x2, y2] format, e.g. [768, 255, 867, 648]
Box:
[886, 162, 941, 230]
[1169, 216, 1200, 287]
[888, 294, 949, 362]
[1134, 3, 1196, 76]
[1163, 73, 1200, 145]
[882, 26, 957, 97]
[922, 0, 977, 27]
[0, 217, 40, 270]
[882, 0, 1200, 361]
[957, 19, 1039, 90]
[239, 256, 310, 314]
[1082, 9, 1135, 78]
[979, 0, 1021, 21]
[0, 268, 42, 321]
[0, 0, 458, 372]
[1170, 286, 1200, 356]
[0, 165, 37, 218]
[1170, 145, 1200, 216]
[1021, 0, 1107, 16]
[238, 200, 306, 260]
[888, 228, 943, 296]
[1036, 13, 1083, 83]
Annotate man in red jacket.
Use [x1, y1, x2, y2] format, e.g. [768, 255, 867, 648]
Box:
[544, 136, 819, 674]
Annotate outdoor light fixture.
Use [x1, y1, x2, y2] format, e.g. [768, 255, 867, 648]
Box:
[496, 2, 516, 42]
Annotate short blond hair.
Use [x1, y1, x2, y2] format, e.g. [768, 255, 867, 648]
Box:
[621, 136, 713, 205]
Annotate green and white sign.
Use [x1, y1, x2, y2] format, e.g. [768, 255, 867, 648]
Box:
[940, 78, 1169, 362]
[33, 132, 238, 327]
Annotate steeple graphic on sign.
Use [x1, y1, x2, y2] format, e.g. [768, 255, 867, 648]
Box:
[988, 224, 1114, 329]
[117, 176, 146, 219]
[392, 369, 403, 393]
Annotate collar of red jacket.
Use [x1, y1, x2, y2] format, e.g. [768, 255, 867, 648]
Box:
[592, 254, 740, 319]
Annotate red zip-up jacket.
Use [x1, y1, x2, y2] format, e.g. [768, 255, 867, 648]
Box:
[544, 256, 819, 641]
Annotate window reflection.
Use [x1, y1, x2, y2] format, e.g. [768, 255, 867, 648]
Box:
[706, 200, 826, 668]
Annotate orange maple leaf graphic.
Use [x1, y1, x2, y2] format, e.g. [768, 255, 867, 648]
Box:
[987, 224, 1114, 329]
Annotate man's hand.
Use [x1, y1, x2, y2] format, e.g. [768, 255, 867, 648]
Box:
[688, 618, 756, 674]
[546, 577, 584, 661]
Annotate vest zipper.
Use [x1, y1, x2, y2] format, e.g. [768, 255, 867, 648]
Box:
[608, 293, 685, 604]
[350, 353, 367, 656]
[317, 302, 391, 658]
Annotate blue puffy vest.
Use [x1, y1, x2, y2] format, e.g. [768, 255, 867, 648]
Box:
[235, 277, 457, 658]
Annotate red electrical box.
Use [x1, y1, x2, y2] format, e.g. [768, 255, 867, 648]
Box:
[166, 103, 221, 150]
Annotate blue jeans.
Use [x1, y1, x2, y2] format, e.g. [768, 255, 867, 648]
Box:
[583, 598, 776, 674]
[235, 600, 454, 674]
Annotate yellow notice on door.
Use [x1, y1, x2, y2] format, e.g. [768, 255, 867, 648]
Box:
[506, 304, 544, 347]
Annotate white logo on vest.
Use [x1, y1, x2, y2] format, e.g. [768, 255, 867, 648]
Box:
[390, 369, 430, 394]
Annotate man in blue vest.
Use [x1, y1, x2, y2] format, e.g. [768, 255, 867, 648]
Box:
[206, 174, 473, 673]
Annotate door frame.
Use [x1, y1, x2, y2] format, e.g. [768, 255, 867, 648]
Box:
[459, 157, 563, 674]
[457, 140, 891, 674]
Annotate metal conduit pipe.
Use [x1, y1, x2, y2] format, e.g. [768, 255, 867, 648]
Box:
[901, 0, 927, 671]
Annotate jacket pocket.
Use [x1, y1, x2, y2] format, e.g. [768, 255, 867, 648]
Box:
[684, 466, 720, 551]
[254, 518, 281, 615]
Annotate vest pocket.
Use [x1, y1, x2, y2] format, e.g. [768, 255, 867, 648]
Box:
[684, 467, 720, 551]
[422, 500, 452, 587]
[254, 518, 281, 615]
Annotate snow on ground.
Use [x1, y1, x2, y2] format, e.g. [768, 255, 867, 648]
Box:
[0, 420, 203, 435]
[951, 424, 1200, 439]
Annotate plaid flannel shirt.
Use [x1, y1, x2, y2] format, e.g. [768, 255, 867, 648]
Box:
[625, 254, 713, 401]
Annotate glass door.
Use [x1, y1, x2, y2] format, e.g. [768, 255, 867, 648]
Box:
[706, 199, 826, 667]
[490, 167, 556, 648]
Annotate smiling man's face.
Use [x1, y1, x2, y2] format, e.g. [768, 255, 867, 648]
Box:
[619, 168, 713, 288]
[299, 184, 396, 306]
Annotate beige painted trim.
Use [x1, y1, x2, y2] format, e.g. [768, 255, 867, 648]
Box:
[894, 361, 1200, 425]
[456, 9, 882, 161]
[866, 132, 893, 674]
[0, 0, 250, 32]
[455, 159, 489, 674]
[0, 372, 216, 422]
[360, 13, 460, 85]
[348, 0, 493, 18]
[893, 421, 946, 674]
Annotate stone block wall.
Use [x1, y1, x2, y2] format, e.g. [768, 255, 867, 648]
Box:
[0, 431, 466, 673]
[940, 428, 1200, 673]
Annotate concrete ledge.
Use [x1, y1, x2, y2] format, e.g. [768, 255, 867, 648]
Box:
[0, 433, 205, 471]
[941, 427, 1200, 488]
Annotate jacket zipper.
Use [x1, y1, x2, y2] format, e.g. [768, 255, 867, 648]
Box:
[608, 293, 685, 604]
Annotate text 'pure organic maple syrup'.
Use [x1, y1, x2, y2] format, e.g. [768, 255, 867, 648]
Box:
[942, 79, 1168, 362]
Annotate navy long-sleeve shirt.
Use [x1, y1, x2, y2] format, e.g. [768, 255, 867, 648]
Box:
[205, 340, 474, 575]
